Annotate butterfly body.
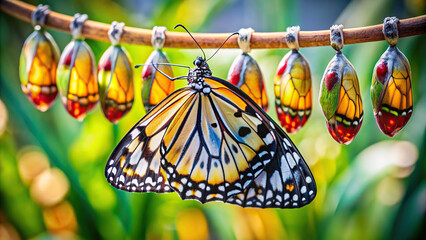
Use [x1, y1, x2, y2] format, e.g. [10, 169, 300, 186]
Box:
[106, 51, 316, 208]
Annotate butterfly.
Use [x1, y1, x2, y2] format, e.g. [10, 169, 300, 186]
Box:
[105, 25, 317, 208]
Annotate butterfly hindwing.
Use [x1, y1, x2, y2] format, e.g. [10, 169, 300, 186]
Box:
[226, 132, 316, 208]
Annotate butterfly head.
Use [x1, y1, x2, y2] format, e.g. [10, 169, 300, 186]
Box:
[173, 24, 237, 93]
[192, 56, 212, 76]
[188, 56, 212, 93]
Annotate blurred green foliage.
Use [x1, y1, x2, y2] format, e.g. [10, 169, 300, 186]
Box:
[0, 0, 425, 239]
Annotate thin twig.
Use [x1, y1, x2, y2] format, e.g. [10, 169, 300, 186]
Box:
[1, 0, 425, 49]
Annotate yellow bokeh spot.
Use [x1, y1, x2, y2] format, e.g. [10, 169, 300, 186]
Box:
[43, 201, 77, 235]
[17, 147, 50, 184]
[176, 209, 209, 240]
[30, 168, 69, 207]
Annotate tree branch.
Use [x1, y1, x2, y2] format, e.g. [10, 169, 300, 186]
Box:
[1, 0, 425, 49]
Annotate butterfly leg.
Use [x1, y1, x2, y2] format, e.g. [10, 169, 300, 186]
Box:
[151, 63, 189, 81]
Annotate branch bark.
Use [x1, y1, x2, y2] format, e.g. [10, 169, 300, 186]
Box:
[1, 0, 425, 49]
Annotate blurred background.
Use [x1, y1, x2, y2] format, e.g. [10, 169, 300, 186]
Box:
[0, 0, 425, 239]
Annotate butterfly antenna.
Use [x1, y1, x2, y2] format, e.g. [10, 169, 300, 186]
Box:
[174, 24, 206, 60]
[135, 63, 190, 70]
[206, 32, 239, 62]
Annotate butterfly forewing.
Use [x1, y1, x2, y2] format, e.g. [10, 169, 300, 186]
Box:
[160, 77, 277, 203]
[105, 88, 194, 192]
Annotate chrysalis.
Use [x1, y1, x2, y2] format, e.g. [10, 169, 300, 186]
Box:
[227, 28, 268, 111]
[98, 22, 134, 124]
[319, 25, 363, 145]
[274, 26, 312, 133]
[57, 14, 98, 121]
[371, 17, 412, 137]
[141, 26, 174, 112]
[19, 5, 60, 111]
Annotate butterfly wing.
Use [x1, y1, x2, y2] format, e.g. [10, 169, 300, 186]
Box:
[160, 77, 277, 203]
[225, 128, 316, 208]
[106, 74, 317, 208]
[215, 75, 317, 208]
[105, 87, 194, 192]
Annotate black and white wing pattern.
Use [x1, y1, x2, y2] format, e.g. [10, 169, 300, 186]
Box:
[160, 77, 278, 203]
[105, 88, 191, 192]
[226, 132, 317, 208]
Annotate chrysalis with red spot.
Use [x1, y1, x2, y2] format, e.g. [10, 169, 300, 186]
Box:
[274, 26, 312, 133]
[98, 22, 134, 124]
[57, 14, 98, 121]
[141, 26, 175, 112]
[319, 25, 363, 145]
[227, 28, 268, 111]
[371, 17, 412, 137]
[19, 5, 60, 112]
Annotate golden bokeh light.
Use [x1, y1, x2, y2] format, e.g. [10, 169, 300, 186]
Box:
[389, 141, 418, 168]
[30, 168, 69, 207]
[376, 177, 405, 206]
[0, 99, 7, 136]
[0, 212, 20, 240]
[176, 208, 209, 240]
[17, 148, 50, 185]
[359, 140, 418, 175]
[43, 201, 77, 236]
[232, 208, 286, 240]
